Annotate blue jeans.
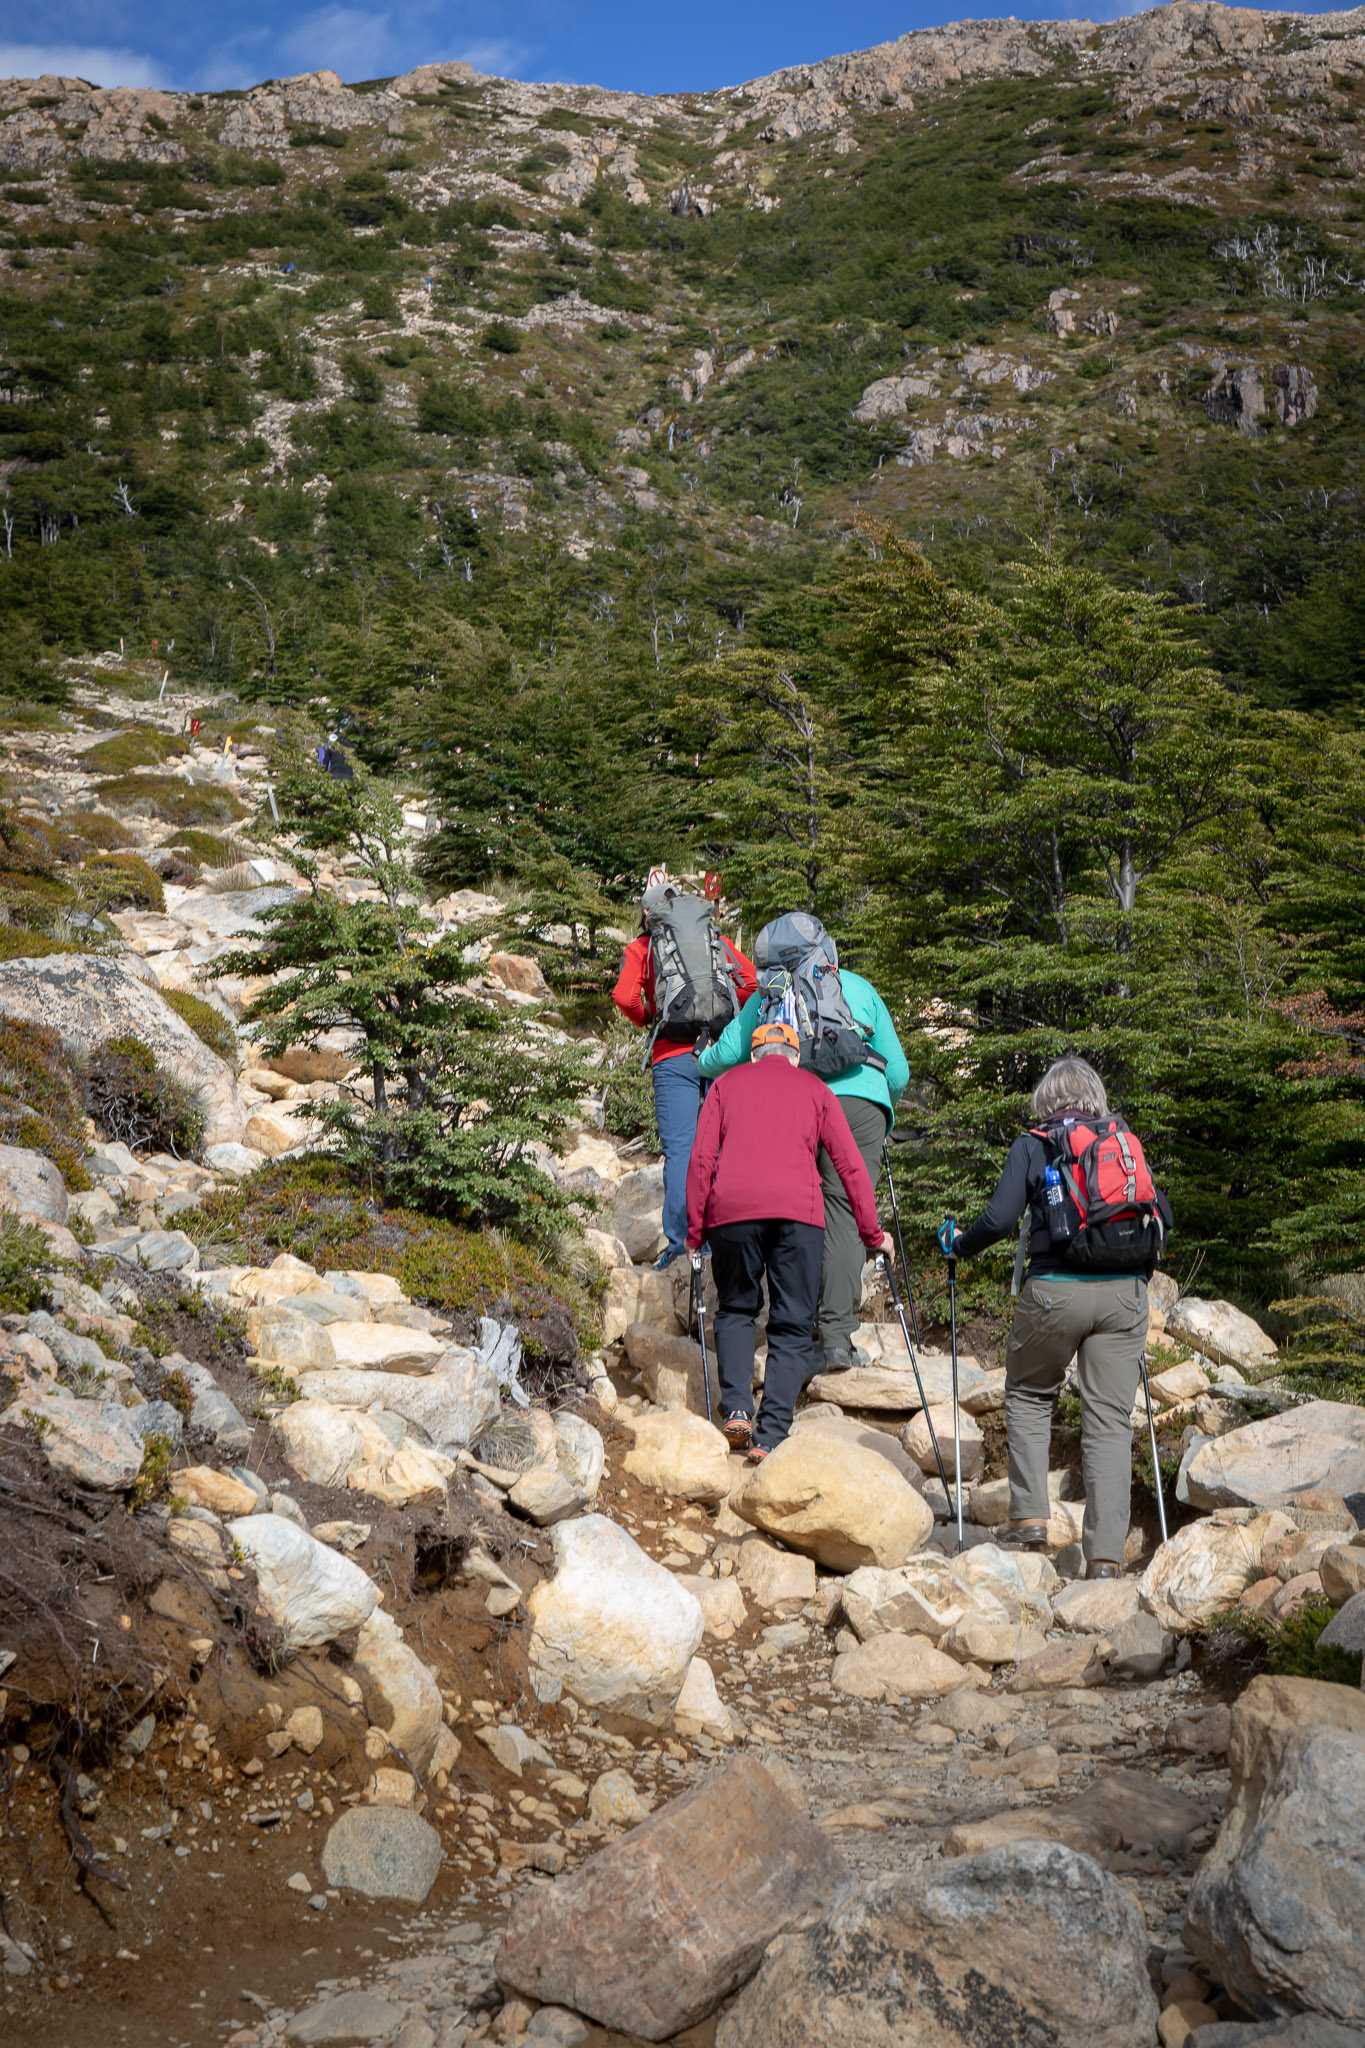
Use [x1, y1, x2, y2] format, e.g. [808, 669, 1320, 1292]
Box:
[652, 1051, 703, 1258]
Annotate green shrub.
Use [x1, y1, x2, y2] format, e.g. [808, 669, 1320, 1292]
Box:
[0, 927, 78, 961]
[78, 726, 181, 774]
[80, 852, 166, 914]
[417, 379, 487, 438]
[130, 1433, 177, 1511]
[0, 1016, 91, 1188]
[481, 318, 523, 354]
[164, 988, 237, 1064]
[93, 774, 247, 828]
[53, 809, 130, 856]
[85, 1035, 206, 1158]
[1210, 1596, 1363, 1686]
[159, 829, 245, 874]
[0, 1214, 55, 1311]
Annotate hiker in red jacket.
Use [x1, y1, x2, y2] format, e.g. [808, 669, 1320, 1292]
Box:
[612, 884, 756, 1268]
[685, 1020, 886, 1459]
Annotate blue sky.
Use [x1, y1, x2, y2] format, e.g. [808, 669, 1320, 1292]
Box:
[0, 0, 1347, 96]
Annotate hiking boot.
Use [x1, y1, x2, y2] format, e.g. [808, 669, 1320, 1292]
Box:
[997, 1520, 1049, 1551]
[1086, 1561, 1122, 1581]
[746, 1442, 771, 1464]
[654, 1248, 681, 1271]
[813, 1340, 869, 1374]
[721, 1412, 753, 1453]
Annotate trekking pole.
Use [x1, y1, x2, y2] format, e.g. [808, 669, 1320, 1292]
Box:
[877, 1252, 951, 1498]
[1138, 1349, 1168, 1544]
[691, 1251, 714, 1425]
[881, 1141, 924, 1351]
[938, 1217, 965, 1553]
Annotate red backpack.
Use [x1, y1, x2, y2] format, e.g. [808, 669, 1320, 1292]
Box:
[1035, 1114, 1165, 1273]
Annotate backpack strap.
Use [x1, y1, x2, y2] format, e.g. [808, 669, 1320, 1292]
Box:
[1011, 1212, 1030, 1297]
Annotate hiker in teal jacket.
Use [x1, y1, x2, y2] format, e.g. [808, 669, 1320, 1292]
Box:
[698, 958, 910, 1372]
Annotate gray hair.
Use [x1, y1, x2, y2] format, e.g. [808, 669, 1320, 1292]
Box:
[1031, 1057, 1109, 1121]
[752, 1037, 799, 1064]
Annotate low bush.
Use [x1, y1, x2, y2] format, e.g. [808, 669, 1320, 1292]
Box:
[78, 726, 181, 774]
[80, 853, 166, 914]
[163, 988, 237, 1064]
[85, 1036, 206, 1158]
[92, 775, 247, 828]
[0, 927, 78, 961]
[0, 1214, 56, 1311]
[52, 809, 130, 856]
[1207, 1596, 1363, 1687]
[0, 1016, 91, 1187]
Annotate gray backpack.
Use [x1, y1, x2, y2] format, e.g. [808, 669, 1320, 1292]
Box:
[753, 911, 887, 1081]
[642, 884, 742, 1057]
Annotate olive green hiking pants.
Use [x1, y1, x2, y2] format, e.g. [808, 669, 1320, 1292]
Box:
[1005, 1272, 1149, 1565]
[816, 1094, 890, 1353]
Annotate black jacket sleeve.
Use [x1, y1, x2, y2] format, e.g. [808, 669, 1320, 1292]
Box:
[956, 1135, 1040, 1258]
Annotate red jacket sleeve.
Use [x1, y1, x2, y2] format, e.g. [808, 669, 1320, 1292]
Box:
[723, 938, 757, 1006]
[611, 933, 653, 1029]
[685, 1080, 724, 1249]
[817, 1088, 883, 1248]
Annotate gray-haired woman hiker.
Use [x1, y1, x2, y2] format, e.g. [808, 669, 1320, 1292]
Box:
[940, 1057, 1173, 1581]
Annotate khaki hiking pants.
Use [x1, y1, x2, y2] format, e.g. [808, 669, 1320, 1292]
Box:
[1005, 1273, 1149, 1565]
[816, 1094, 889, 1354]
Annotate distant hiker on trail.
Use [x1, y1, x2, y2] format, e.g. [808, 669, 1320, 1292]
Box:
[697, 911, 909, 1372]
[685, 1020, 887, 1460]
[941, 1056, 1173, 1581]
[612, 879, 756, 1269]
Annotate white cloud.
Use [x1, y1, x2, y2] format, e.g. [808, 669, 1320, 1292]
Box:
[0, 40, 169, 87]
[277, 5, 398, 79]
[448, 39, 531, 76]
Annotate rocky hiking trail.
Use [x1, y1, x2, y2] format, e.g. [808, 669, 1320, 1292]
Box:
[1, 678, 1365, 2048]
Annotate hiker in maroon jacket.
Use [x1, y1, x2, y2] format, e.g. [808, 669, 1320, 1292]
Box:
[685, 1020, 886, 1460]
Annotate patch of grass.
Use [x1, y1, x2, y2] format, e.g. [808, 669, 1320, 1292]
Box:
[78, 725, 181, 774]
[0, 927, 78, 961]
[163, 988, 237, 1064]
[79, 852, 166, 914]
[92, 774, 248, 828]
[185, 1155, 604, 1351]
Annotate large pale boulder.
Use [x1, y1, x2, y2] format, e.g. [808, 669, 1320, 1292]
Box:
[299, 1349, 499, 1455]
[497, 1757, 846, 2041]
[1052, 1577, 1141, 1634]
[718, 1842, 1158, 2048]
[1183, 1400, 1365, 1511]
[2, 1390, 144, 1489]
[0, 952, 247, 1144]
[623, 1410, 731, 1503]
[1140, 1510, 1297, 1634]
[247, 1305, 336, 1373]
[842, 1556, 968, 1641]
[948, 1544, 1053, 1630]
[230, 1253, 324, 1304]
[245, 1105, 323, 1157]
[553, 1410, 604, 1500]
[0, 1144, 68, 1223]
[790, 1406, 922, 1483]
[731, 1434, 933, 1571]
[325, 1323, 447, 1373]
[1166, 1295, 1276, 1372]
[526, 1514, 704, 1723]
[610, 1162, 666, 1263]
[735, 1537, 816, 1611]
[1186, 1676, 1365, 2025]
[831, 1632, 975, 1701]
[901, 1404, 983, 1481]
[354, 1628, 443, 1776]
[807, 1352, 985, 1412]
[273, 1402, 456, 1505]
[227, 1513, 379, 1648]
[603, 1265, 680, 1346]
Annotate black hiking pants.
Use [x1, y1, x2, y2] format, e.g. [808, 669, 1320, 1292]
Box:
[709, 1218, 824, 1451]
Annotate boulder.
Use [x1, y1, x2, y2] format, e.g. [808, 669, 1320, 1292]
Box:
[320, 1806, 442, 1903]
[299, 1350, 499, 1455]
[475, 1724, 553, 1777]
[716, 1840, 1158, 2048]
[675, 1573, 747, 1639]
[1166, 1296, 1276, 1372]
[178, 1359, 252, 1456]
[273, 1403, 456, 1504]
[900, 1404, 983, 1481]
[943, 1615, 1047, 1666]
[245, 1105, 322, 1157]
[1321, 1544, 1365, 1608]
[948, 1544, 1054, 1630]
[325, 1323, 447, 1373]
[176, 1465, 259, 1516]
[623, 1324, 713, 1413]
[623, 1410, 731, 1503]
[807, 1353, 985, 1412]
[1053, 1577, 1141, 1634]
[610, 1163, 667, 1264]
[0, 1145, 68, 1223]
[227, 1513, 378, 1648]
[831, 1632, 975, 1702]
[353, 1631, 443, 1775]
[509, 1466, 586, 1526]
[603, 1265, 679, 1347]
[790, 1406, 922, 1483]
[0, 952, 247, 1144]
[553, 1411, 604, 1501]
[589, 1767, 653, 1831]
[526, 1514, 704, 1724]
[969, 1470, 1071, 1527]
[1183, 1401, 1365, 1512]
[1140, 1510, 1297, 1633]
[1186, 1676, 1365, 2024]
[487, 951, 551, 998]
[247, 1306, 337, 1373]
[1105, 1610, 1177, 1680]
[1150, 1356, 1214, 1408]
[284, 1992, 406, 2044]
[496, 1757, 847, 2041]
[1319, 1591, 1365, 1657]
[670, 1655, 734, 1743]
[231, 1254, 324, 1304]
[731, 1434, 933, 1571]
[842, 1556, 968, 1641]
[2, 1390, 144, 1489]
[735, 1537, 816, 1611]
[1007, 1638, 1108, 1691]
